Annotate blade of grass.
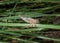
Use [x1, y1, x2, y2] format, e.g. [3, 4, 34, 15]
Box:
[26, 34, 60, 41]
[0, 1, 15, 5]
[0, 23, 59, 29]
[0, 41, 8, 43]
[0, 0, 60, 5]
[0, 30, 22, 36]
[0, 34, 38, 43]
[0, 12, 60, 20]
[4, 28, 46, 33]
[37, 35, 60, 41]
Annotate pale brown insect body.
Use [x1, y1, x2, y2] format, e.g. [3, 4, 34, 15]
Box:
[20, 16, 39, 28]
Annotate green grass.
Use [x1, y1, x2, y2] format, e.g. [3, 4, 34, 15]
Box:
[0, 0, 60, 43]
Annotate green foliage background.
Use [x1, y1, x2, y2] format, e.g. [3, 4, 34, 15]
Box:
[0, 0, 60, 43]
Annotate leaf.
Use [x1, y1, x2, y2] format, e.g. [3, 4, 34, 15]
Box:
[37, 35, 60, 41]
[0, 41, 8, 43]
[0, 12, 60, 20]
[0, 23, 59, 29]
